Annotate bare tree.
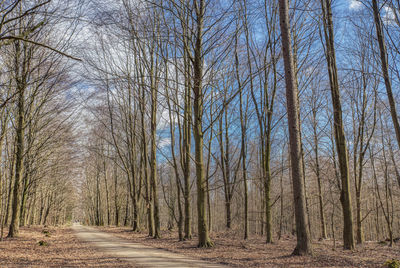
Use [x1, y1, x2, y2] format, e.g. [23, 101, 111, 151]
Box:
[278, 0, 312, 256]
[319, 0, 355, 250]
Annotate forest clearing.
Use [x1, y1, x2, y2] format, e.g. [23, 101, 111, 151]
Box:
[1, 0, 400, 267]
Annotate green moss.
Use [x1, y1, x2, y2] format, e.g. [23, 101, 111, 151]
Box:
[38, 240, 48, 246]
[384, 259, 400, 268]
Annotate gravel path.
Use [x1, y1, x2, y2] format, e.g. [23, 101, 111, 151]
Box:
[72, 224, 228, 268]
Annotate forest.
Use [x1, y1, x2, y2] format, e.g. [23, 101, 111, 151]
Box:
[0, 0, 400, 267]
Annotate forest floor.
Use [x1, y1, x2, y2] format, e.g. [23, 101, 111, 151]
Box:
[97, 226, 400, 268]
[0, 225, 133, 267]
[0, 225, 398, 267]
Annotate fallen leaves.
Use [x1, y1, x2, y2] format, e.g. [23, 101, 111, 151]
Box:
[0, 226, 134, 267]
[98, 226, 400, 268]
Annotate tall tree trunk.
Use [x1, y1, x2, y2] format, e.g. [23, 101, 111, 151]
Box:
[0, 120, 6, 240]
[150, 68, 160, 239]
[166, 57, 184, 240]
[129, 73, 139, 232]
[19, 172, 29, 227]
[312, 110, 327, 240]
[95, 169, 101, 226]
[278, 0, 312, 255]
[8, 41, 25, 238]
[183, 53, 192, 240]
[320, 0, 355, 250]
[372, 0, 400, 150]
[103, 159, 110, 226]
[292, 30, 312, 239]
[205, 91, 214, 233]
[193, 0, 212, 248]
[113, 164, 119, 226]
[236, 39, 249, 239]
[124, 180, 129, 226]
[4, 148, 15, 227]
[140, 85, 154, 236]
[263, 138, 273, 243]
[219, 107, 232, 230]
[180, 26, 193, 239]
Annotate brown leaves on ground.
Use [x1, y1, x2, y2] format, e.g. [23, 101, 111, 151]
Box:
[0, 225, 398, 267]
[97, 226, 400, 268]
[0, 226, 133, 267]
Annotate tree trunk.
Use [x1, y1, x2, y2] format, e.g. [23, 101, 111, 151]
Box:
[320, 0, 355, 250]
[193, 0, 212, 248]
[312, 110, 327, 240]
[265, 136, 273, 243]
[205, 96, 214, 233]
[124, 181, 129, 226]
[372, 0, 400, 150]
[278, 0, 313, 255]
[150, 69, 160, 238]
[165, 60, 184, 241]
[219, 108, 232, 230]
[140, 86, 154, 236]
[103, 159, 110, 226]
[238, 72, 249, 240]
[183, 52, 192, 240]
[8, 41, 25, 237]
[113, 165, 119, 226]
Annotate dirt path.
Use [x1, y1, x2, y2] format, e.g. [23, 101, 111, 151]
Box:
[72, 224, 228, 268]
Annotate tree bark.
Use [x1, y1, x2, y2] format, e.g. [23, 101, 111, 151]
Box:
[372, 0, 400, 150]
[312, 109, 327, 240]
[320, 0, 355, 250]
[236, 35, 249, 239]
[8, 41, 25, 238]
[150, 62, 160, 239]
[140, 85, 154, 236]
[193, 0, 212, 248]
[278, 0, 312, 255]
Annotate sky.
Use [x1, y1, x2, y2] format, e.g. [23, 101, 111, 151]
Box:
[349, 0, 362, 10]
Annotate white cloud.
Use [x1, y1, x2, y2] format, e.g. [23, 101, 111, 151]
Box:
[349, 0, 362, 10]
[158, 137, 171, 148]
[383, 6, 396, 25]
[157, 107, 173, 131]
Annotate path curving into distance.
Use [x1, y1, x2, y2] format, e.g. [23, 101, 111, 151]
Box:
[72, 224, 228, 268]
